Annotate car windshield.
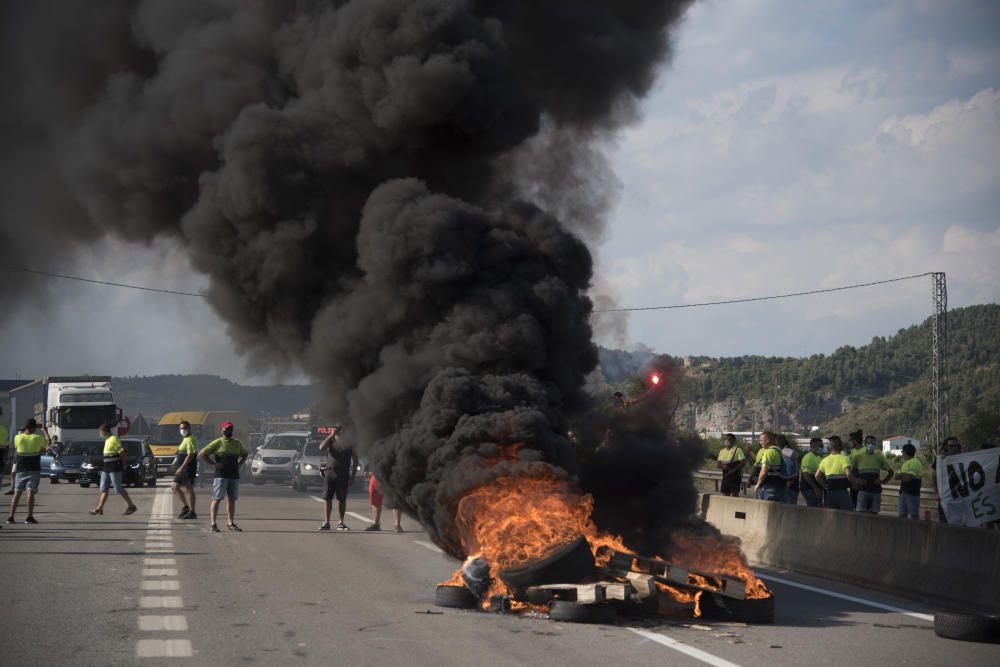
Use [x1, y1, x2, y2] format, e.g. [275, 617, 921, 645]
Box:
[264, 436, 304, 451]
[303, 442, 323, 456]
[121, 441, 145, 457]
[64, 441, 103, 456]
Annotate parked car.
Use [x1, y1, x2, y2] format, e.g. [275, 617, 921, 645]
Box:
[250, 432, 307, 485]
[80, 437, 158, 488]
[290, 437, 325, 492]
[50, 440, 102, 483]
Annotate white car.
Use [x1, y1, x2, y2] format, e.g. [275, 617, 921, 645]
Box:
[250, 431, 307, 485]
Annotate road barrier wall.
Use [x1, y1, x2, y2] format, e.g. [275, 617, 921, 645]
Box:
[699, 493, 1000, 612]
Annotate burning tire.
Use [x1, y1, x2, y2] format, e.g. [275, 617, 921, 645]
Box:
[700, 592, 775, 624]
[548, 600, 617, 625]
[434, 585, 479, 610]
[618, 594, 659, 617]
[499, 536, 595, 592]
[933, 612, 1000, 644]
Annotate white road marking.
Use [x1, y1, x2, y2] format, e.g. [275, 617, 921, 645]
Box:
[141, 580, 180, 591]
[143, 568, 179, 577]
[414, 540, 445, 554]
[346, 511, 372, 524]
[136, 639, 193, 658]
[629, 628, 741, 667]
[757, 574, 934, 622]
[147, 530, 172, 535]
[138, 615, 189, 632]
[144, 558, 177, 566]
[140, 596, 184, 609]
[310, 496, 324, 503]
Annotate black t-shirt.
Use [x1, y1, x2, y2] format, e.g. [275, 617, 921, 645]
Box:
[326, 442, 354, 480]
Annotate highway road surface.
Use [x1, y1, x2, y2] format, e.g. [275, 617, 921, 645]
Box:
[2, 480, 998, 666]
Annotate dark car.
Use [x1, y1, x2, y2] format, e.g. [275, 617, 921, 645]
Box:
[50, 440, 102, 483]
[79, 437, 158, 488]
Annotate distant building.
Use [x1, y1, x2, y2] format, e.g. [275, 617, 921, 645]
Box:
[882, 435, 925, 453]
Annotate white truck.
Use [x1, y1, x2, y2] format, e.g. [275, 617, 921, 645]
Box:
[8, 376, 126, 445]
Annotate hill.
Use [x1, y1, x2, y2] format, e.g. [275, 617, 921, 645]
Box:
[596, 304, 1000, 442]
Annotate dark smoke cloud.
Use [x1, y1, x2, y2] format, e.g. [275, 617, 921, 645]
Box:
[1, 0, 695, 557]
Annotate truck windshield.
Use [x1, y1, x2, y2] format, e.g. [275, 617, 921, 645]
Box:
[152, 423, 203, 445]
[56, 406, 118, 430]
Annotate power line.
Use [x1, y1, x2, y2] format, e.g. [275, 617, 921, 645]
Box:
[0, 264, 204, 297]
[593, 272, 933, 313]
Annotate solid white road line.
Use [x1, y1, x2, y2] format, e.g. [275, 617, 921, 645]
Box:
[629, 628, 742, 667]
[140, 596, 184, 609]
[141, 580, 180, 591]
[757, 574, 934, 622]
[136, 639, 193, 658]
[414, 540, 445, 554]
[143, 569, 179, 577]
[138, 615, 189, 632]
[346, 511, 372, 524]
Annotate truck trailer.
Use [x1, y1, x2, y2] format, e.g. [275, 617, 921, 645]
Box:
[8, 377, 125, 445]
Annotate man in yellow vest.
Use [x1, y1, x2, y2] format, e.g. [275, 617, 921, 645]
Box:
[753, 432, 785, 502]
[815, 436, 855, 511]
[716, 433, 746, 497]
[6, 418, 52, 524]
[0, 416, 9, 495]
[799, 438, 825, 507]
[199, 421, 248, 532]
[897, 444, 924, 519]
[853, 435, 894, 513]
[89, 422, 138, 515]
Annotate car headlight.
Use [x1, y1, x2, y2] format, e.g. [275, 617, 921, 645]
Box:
[130, 463, 140, 469]
[303, 463, 314, 471]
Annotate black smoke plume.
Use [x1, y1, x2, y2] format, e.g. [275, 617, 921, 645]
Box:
[1, 0, 696, 557]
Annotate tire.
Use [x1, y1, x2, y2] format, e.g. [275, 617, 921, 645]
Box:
[700, 592, 775, 624]
[434, 585, 479, 610]
[933, 612, 1000, 644]
[619, 594, 660, 617]
[50, 477, 59, 484]
[499, 536, 595, 591]
[549, 600, 617, 625]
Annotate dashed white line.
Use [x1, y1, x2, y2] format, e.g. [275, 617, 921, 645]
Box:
[629, 628, 741, 667]
[310, 496, 325, 503]
[141, 579, 180, 591]
[143, 568, 179, 577]
[346, 511, 372, 524]
[138, 615, 189, 632]
[140, 596, 184, 609]
[757, 574, 934, 622]
[136, 639, 193, 658]
[413, 540, 445, 554]
[144, 558, 176, 566]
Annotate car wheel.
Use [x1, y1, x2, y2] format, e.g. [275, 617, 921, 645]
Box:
[700, 592, 775, 624]
[548, 600, 617, 625]
[499, 536, 595, 592]
[934, 612, 1000, 644]
[50, 477, 59, 484]
[434, 585, 479, 610]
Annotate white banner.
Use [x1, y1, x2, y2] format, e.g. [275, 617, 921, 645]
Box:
[936, 449, 1000, 527]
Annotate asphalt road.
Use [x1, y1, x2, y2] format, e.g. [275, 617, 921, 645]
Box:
[2, 478, 998, 666]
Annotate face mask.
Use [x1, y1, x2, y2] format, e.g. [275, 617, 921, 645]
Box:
[223, 429, 234, 438]
[179, 428, 189, 437]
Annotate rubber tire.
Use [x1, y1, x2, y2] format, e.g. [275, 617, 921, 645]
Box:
[700, 592, 775, 624]
[933, 612, 1000, 644]
[619, 595, 660, 617]
[434, 585, 479, 610]
[549, 600, 617, 625]
[499, 536, 595, 591]
[50, 477, 59, 484]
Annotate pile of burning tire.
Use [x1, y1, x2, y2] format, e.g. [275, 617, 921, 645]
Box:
[434, 536, 775, 625]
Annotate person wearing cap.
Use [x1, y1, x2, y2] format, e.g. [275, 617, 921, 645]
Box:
[199, 421, 248, 532]
[897, 444, 924, 519]
[815, 436, 855, 511]
[799, 438, 825, 507]
[6, 418, 51, 524]
[319, 425, 357, 531]
[753, 432, 785, 502]
[171, 420, 198, 520]
[716, 433, 746, 497]
[89, 422, 138, 516]
[853, 435, 893, 513]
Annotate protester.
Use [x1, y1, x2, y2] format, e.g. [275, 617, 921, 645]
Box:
[896, 444, 923, 519]
[199, 421, 248, 532]
[816, 436, 855, 511]
[777, 434, 800, 505]
[7, 419, 52, 524]
[932, 436, 962, 522]
[799, 438, 825, 507]
[852, 435, 894, 514]
[367, 474, 403, 532]
[5, 427, 25, 495]
[89, 422, 138, 516]
[847, 430, 864, 508]
[716, 433, 746, 497]
[753, 432, 785, 502]
[0, 417, 9, 494]
[749, 442, 766, 499]
[172, 420, 199, 520]
[318, 426, 357, 531]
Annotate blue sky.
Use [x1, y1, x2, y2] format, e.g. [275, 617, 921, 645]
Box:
[2, 1, 998, 382]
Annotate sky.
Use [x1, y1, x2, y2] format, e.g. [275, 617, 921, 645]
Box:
[1, 0, 998, 383]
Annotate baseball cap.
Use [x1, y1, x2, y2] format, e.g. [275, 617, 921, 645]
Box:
[221, 421, 234, 430]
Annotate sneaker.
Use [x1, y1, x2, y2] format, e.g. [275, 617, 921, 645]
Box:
[227, 523, 242, 532]
[211, 523, 220, 533]
[24, 516, 38, 524]
[177, 506, 190, 519]
[89, 508, 103, 516]
[394, 525, 404, 533]
[124, 505, 138, 516]
[318, 523, 331, 531]
[4, 517, 14, 524]
[364, 524, 381, 532]
[181, 511, 197, 520]
[336, 522, 349, 531]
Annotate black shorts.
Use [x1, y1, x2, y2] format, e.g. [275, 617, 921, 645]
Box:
[323, 475, 349, 502]
[173, 472, 196, 486]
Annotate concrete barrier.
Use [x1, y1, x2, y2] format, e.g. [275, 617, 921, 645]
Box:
[699, 493, 1000, 612]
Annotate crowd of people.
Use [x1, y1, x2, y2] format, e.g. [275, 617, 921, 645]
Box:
[715, 429, 972, 523]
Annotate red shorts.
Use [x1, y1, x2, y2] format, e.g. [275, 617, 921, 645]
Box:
[369, 475, 383, 508]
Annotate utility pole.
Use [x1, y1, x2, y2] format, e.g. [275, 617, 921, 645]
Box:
[931, 272, 949, 452]
[773, 372, 780, 433]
